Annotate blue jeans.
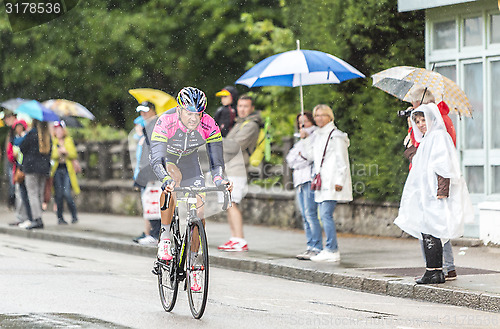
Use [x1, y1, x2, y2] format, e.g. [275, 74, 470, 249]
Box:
[54, 166, 78, 221]
[317, 200, 338, 252]
[296, 182, 322, 251]
[443, 240, 455, 272]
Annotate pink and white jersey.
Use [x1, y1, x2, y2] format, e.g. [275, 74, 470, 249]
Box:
[149, 108, 224, 184]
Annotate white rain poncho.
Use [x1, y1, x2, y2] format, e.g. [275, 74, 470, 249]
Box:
[394, 103, 473, 239]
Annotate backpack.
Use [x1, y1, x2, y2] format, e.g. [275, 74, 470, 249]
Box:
[248, 116, 271, 167]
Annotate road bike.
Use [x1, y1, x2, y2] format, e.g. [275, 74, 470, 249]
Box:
[152, 184, 231, 319]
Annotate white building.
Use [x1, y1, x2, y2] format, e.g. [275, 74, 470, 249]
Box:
[398, 0, 500, 240]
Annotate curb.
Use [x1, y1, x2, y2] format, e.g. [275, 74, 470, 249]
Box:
[1, 226, 499, 313]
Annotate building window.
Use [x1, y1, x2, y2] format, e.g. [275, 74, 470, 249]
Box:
[435, 65, 458, 128]
[466, 166, 484, 194]
[492, 61, 500, 149]
[491, 14, 500, 44]
[493, 166, 500, 194]
[463, 62, 483, 149]
[464, 16, 483, 47]
[433, 20, 456, 50]
[436, 65, 457, 82]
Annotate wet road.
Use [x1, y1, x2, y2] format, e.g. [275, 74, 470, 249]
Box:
[1, 234, 499, 329]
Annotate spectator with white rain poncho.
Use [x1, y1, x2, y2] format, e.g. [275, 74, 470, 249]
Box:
[395, 103, 473, 285]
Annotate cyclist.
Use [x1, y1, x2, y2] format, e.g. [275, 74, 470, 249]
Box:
[149, 87, 232, 269]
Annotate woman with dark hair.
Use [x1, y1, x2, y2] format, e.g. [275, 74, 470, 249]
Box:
[19, 119, 52, 229]
[286, 112, 321, 260]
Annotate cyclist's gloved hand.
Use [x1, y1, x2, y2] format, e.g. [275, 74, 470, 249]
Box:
[161, 176, 174, 191]
[213, 176, 224, 187]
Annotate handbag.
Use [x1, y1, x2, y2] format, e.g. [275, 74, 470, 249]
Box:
[310, 129, 335, 191]
[310, 173, 322, 191]
[14, 167, 25, 184]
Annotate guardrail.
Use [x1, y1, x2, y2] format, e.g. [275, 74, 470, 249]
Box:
[75, 140, 132, 180]
[74, 137, 294, 188]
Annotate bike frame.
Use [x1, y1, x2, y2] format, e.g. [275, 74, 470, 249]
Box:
[158, 185, 230, 287]
[169, 193, 203, 285]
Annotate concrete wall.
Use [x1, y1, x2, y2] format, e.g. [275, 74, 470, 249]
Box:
[72, 180, 405, 238]
[1, 178, 404, 237]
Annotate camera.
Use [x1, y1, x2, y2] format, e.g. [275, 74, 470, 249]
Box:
[397, 108, 413, 117]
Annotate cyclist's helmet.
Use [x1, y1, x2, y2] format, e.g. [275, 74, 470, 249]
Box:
[177, 87, 207, 113]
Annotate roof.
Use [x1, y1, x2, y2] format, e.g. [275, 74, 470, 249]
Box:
[398, 0, 477, 12]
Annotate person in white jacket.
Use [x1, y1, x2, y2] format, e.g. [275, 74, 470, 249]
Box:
[286, 112, 321, 260]
[303, 104, 353, 262]
[395, 103, 473, 284]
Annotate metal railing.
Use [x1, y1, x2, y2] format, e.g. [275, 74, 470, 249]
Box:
[74, 137, 294, 188]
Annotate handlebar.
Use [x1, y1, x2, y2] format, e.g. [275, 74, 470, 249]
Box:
[160, 183, 232, 211]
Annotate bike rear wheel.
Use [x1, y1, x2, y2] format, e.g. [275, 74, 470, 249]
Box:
[157, 240, 179, 312]
[186, 220, 209, 319]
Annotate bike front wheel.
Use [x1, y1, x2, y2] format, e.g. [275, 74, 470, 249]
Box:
[157, 245, 179, 312]
[186, 219, 209, 319]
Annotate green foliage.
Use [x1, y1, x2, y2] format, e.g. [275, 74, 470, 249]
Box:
[281, 0, 424, 201]
[0, 0, 425, 202]
[68, 120, 127, 142]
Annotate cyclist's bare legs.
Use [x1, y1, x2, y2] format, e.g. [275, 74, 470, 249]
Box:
[191, 195, 205, 253]
[160, 163, 206, 253]
[160, 164, 182, 226]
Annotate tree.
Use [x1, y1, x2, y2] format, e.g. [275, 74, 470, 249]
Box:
[281, 0, 425, 200]
[0, 0, 426, 201]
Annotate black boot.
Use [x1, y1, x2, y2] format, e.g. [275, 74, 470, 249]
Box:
[416, 233, 445, 284]
[416, 270, 445, 284]
[58, 218, 68, 225]
[422, 234, 443, 268]
[26, 218, 44, 230]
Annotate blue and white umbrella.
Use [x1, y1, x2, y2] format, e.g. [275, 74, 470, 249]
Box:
[235, 42, 365, 115]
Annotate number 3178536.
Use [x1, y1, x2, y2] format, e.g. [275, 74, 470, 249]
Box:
[5, 2, 62, 14]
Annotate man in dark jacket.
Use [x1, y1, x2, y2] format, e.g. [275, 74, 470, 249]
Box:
[214, 86, 238, 137]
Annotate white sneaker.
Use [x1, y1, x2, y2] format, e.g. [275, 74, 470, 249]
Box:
[310, 250, 340, 262]
[138, 235, 158, 245]
[218, 239, 248, 252]
[157, 239, 173, 261]
[18, 220, 32, 229]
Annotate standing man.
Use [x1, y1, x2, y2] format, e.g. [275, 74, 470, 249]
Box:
[214, 86, 238, 137]
[218, 95, 262, 252]
[133, 101, 162, 245]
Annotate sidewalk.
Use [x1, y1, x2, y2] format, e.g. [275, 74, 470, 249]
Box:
[1, 205, 500, 313]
